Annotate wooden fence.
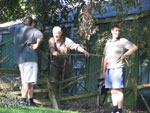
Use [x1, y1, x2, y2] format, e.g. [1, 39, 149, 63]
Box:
[0, 67, 150, 112]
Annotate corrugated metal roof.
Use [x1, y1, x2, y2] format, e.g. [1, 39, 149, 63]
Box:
[95, 0, 150, 18]
[0, 23, 23, 34]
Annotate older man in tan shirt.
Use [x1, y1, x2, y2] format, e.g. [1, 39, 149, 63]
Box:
[48, 26, 90, 95]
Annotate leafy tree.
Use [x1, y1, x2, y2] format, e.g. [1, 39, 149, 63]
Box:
[0, 0, 25, 23]
[0, 0, 85, 30]
[1, 0, 150, 58]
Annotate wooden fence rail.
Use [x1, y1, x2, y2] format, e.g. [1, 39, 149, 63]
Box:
[0, 68, 150, 111]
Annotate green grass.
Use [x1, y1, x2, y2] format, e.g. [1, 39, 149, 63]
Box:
[0, 106, 79, 113]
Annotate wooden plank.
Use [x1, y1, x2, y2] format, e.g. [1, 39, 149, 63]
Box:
[137, 84, 150, 89]
[59, 71, 100, 90]
[60, 92, 98, 101]
[47, 80, 59, 110]
[0, 56, 8, 64]
[59, 70, 100, 84]
[0, 68, 20, 74]
[0, 77, 52, 89]
[0, 83, 15, 89]
[7, 94, 51, 106]
[138, 90, 150, 112]
[0, 68, 48, 76]
[12, 89, 48, 95]
[34, 99, 51, 106]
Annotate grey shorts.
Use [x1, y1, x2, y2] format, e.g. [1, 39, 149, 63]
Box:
[105, 67, 125, 89]
[19, 62, 38, 85]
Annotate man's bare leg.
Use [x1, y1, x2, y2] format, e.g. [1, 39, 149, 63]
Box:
[22, 83, 29, 98]
[28, 84, 36, 106]
[111, 89, 118, 113]
[117, 89, 123, 113]
[28, 84, 34, 98]
[111, 89, 118, 106]
[21, 83, 29, 105]
[111, 89, 123, 113]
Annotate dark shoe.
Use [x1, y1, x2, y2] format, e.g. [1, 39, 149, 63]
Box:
[20, 100, 28, 106]
[28, 102, 37, 106]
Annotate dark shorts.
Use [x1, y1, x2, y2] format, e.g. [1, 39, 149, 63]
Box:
[49, 58, 72, 82]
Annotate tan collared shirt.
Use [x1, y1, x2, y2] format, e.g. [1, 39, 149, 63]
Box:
[49, 37, 79, 55]
[104, 38, 133, 68]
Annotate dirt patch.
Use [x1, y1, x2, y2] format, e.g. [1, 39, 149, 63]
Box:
[58, 100, 148, 113]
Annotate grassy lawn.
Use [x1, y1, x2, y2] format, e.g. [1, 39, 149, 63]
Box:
[0, 106, 79, 113]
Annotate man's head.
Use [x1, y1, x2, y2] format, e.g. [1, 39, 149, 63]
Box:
[52, 26, 62, 42]
[31, 19, 37, 28]
[111, 25, 120, 39]
[24, 17, 33, 26]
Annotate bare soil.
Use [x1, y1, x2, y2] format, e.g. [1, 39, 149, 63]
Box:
[59, 100, 148, 113]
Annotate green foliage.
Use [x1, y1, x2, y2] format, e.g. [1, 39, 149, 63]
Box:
[93, 12, 150, 59]
[78, 4, 98, 41]
[0, 106, 79, 113]
[77, 0, 141, 51]
[94, 31, 110, 53]
[1, 0, 150, 58]
[136, 16, 150, 58]
[118, 14, 150, 58]
[0, 0, 25, 23]
[24, 0, 62, 27]
[0, 0, 81, 27]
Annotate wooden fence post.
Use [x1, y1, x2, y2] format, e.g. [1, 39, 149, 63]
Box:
[47, 79, 58, 110]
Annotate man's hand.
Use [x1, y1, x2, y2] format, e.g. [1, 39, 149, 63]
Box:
[29, 38, 43, 50]
[29, 44, 39, 50]
[120, 54, 126, 60]
[52, 51, 59, 56]
[83, 51, 90, 57]
[120, 44, 138, 60]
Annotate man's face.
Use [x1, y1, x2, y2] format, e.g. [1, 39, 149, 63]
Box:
[111, 27, 120, 39]
[53, 30, 62, 42]
[31, 22, 35, 27]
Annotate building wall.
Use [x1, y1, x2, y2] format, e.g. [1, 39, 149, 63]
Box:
[0, 34, 14, 69]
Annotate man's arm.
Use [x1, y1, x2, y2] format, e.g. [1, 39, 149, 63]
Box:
[48, 38, 55, 52]
[65, 38, 90, 57]
[48, 38, 59, 56]
[102, 56, 107, 78]
[30, 38, 43, 50]
[77, 46, 90, 57]
[120, 44, 138, 60]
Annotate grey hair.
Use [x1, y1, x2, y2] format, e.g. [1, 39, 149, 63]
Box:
[52, 26, 62, 33]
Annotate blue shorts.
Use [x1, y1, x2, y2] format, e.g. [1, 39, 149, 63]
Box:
[105, 67, 125, 89]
